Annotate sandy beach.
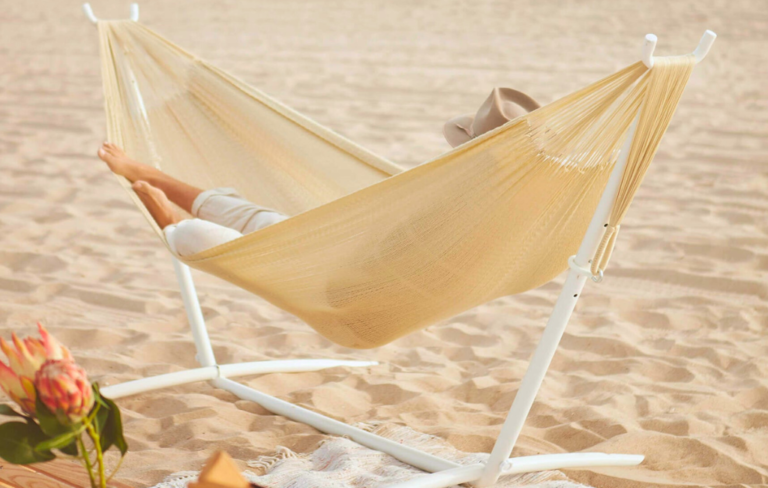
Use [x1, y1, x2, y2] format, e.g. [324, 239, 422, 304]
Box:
[0, 0, 766, 486]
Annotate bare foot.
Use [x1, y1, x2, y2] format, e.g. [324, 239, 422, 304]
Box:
[132, 181, 180, 229]
[97, 142, 155, 182]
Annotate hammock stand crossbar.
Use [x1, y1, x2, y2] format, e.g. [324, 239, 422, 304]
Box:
[86, 5, 715, 486]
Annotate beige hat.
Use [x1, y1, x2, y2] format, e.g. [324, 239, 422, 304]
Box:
[444, 87, 540, 148]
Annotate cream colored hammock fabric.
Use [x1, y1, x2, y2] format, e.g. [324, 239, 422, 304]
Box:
[97, 21, 694, 349]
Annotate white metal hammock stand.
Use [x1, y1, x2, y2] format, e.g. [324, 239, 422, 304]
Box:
[85, 5, 715, 486]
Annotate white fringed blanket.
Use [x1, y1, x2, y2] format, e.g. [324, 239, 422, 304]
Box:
[150, 423, 593, 488]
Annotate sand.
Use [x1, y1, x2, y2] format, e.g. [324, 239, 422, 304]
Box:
[0, 0, 766, 486]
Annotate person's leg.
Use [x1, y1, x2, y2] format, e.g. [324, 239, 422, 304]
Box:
[98, 142, 202, 214]
[98, 142, 288, 234]
[165, 219, 243, 257]
[130, 180, 242, 257]
[131, 181, 181, 229]
[193, 188, 289, 234]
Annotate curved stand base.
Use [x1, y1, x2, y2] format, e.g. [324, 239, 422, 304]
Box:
[101, 369, 642, 488]
[98, 253, 646, 488]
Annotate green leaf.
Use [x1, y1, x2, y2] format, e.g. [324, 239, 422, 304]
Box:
[93, 384, 109, 440]
[0, 404, 27, 418]
[34, 395, 81, 439]
[92, 384, 109, 410]
[94, 399, 109, 443]
[0, 422, 56, 464]
[35, 428, 81, 453]
[97, 391, 128, 456]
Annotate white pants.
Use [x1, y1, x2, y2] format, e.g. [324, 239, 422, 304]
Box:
[164, 188, 288, 257]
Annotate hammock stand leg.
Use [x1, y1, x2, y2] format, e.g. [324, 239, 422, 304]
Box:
[100, 259, 380, 399]
[377, 116, 646, 488]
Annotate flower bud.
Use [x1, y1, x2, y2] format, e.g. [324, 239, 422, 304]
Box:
[34, 359, 94, 424]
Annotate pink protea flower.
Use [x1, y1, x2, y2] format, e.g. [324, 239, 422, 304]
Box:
[0, 323, 72, 415]
[34, 359, 94, 424]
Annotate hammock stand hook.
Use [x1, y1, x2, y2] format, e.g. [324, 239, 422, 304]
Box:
[642, 30, 716, 68]
[82, 2, 139, 23]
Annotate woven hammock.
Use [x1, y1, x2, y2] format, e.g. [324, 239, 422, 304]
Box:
[96, 21, 694, 348]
